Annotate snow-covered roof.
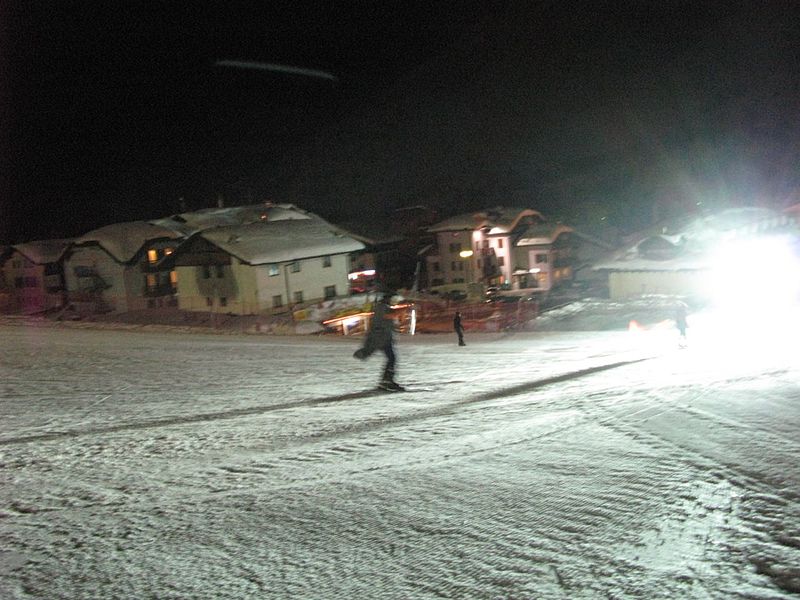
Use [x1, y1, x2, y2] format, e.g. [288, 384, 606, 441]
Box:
[516, 223, 574, 246]
[593, 208, 792, 272]
[199, 217, 365, 265]
[12, 239, 73, 264]
[151, 203, 310, 236]
[74, 222, 183, 263]
[427, 207, 543, 233]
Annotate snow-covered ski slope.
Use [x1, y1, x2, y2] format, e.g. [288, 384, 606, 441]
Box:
[1, 321, 798, 599]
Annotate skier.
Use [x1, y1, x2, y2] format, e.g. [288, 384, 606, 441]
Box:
[353, 291, 405, 391]
[675, 303, 688, 347]
[454, 311, 465, 346]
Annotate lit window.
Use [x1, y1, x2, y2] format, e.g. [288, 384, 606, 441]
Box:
[147, 249, 158, 263]
[169, 270, 178, 288]
[323, 256, 332, 268]
[268, 264, 279, 277]
[146, 274, 157, 290]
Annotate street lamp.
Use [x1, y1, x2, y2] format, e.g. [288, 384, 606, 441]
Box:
[459, 250, 474, 294]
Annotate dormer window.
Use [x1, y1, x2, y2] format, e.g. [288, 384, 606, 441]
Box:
[147, 249, 158, 264]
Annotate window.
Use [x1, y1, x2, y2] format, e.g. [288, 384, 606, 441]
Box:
[498, 257, 505, 267]
[215, 265, 224, 278]
[219, 297, 227, 307]
[291, 261, 301, 273]
[272, 294, 283, 308]
[433, 262, 440, 272]
[451, 261, 457, 270]
[146, 274, 157, 291]
[432, 278, 445, 286]
[164, 247, 174, 256]
[536, 253, 548, 264]
[147, 249, 158, 264]
[324, 285, 336, 299]
[293, 291, 303, 303]
[202, 265, 211, 279]
[206, 297, 213, 307]
[449, 243, 461, 254]
[498, 239, 504, 248]
[453, 277, 465, 284]
[268, 264, 279, 277]
[483, 240, 489, 249]
[169, 270, 178, 290]
[322, 256, 332, 268]
[14, 277, 23, 288]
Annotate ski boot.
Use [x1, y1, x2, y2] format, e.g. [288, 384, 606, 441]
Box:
[378, 380, 405, 392]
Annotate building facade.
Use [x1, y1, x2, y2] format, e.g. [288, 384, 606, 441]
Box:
[64, 222, 182, 313]
[425, 207, 576, 296]
[170, 215, 364, 315]
[0, 240, 71, 314]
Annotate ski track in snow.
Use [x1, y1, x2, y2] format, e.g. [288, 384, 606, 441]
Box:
[1, 324, 798, 599]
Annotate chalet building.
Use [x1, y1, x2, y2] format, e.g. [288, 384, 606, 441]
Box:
[424, 207, 576, 296]
[594, 207, 800, 300]
[0, 239, 72, 314]
[64, 222, 183, 312]
[169, 210, 364, 315]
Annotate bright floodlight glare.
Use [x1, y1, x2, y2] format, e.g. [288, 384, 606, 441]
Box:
[707, 235, 800, 310]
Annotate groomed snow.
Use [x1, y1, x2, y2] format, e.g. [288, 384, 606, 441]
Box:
[1, 318, 798, 598]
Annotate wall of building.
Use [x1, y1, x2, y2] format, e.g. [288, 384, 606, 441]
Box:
[428, 231, 472, 290]
[607, 270, 707, 300]
[254, 254, 350, 312]
[64, 246, 131, 312]
[0, 252, 55, 313]
[177, 253, 352, 315]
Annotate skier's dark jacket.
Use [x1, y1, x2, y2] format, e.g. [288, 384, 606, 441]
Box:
[360, 298, 395, 355]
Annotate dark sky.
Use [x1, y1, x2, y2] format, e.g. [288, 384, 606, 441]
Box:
[3, 2, 800, 243]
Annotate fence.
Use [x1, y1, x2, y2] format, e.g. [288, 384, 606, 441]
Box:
[409, 299, 539, 333]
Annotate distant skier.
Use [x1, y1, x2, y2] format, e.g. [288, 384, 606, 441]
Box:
[675, 303, 688, 347]
[454, 311, 466, 346]
[353, 291, 405, 391]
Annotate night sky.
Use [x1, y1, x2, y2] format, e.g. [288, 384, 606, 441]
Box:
[3, 2, 799, 244]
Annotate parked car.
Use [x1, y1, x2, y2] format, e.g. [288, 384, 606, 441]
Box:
[442, 290, 467, 302]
